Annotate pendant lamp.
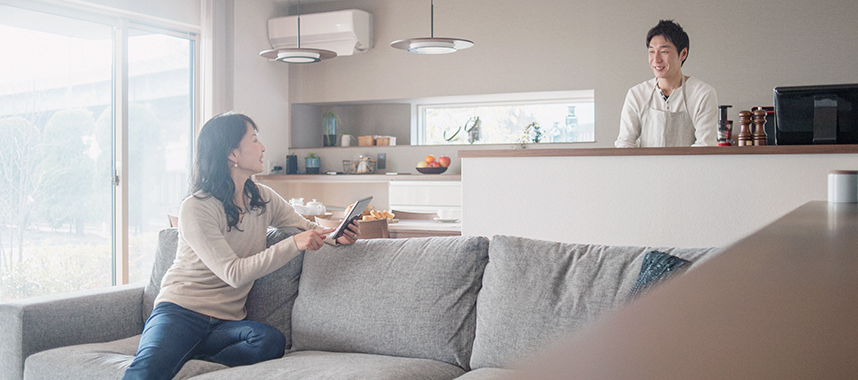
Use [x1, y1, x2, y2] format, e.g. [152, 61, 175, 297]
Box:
[390, 0, 473, 54]
[259, 0, 336, 63]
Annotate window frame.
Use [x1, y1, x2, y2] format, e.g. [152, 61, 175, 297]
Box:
[1, 0, 200, 286]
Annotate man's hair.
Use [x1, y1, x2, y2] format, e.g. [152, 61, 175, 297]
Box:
[646, 20, 690, 65]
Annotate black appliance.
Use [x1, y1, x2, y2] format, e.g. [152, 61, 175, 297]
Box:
[773, 83, 858, 145]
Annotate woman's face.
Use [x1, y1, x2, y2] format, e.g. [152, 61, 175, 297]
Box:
[230, 122, 266, 175]
[648, 35, 687, 80]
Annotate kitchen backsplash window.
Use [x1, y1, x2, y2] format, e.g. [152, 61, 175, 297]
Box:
[419, 91, 594, 145]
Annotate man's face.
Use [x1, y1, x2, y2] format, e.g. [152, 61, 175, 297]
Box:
[648, 35, 687, 80]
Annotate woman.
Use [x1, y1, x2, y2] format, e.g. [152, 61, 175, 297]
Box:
[123, 112, 359, 380]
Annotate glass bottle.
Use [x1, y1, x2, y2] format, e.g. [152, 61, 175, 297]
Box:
[565, 106, 578, 142]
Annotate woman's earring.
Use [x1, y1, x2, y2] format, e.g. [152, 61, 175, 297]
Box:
[234, 162, 238, 168]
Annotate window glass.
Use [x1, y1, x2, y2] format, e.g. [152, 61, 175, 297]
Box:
[126, 30, 193, 283]
[421, 96, 595, 145]
[0, 6, 113, 300]
[0, 5, 196, 299]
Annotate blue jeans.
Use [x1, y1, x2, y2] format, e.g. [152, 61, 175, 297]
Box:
[122, 302, 285, 380]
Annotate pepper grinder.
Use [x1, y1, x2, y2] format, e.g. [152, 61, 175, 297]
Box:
[737, 110, 752, 146]
[752, 107, 768, 146]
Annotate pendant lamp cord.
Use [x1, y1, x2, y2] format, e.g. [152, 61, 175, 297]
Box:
[430, 0, 434, 38]
[297, 0, 302, 48]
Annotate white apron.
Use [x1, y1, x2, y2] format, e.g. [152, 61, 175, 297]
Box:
[639, 76, 695, 147]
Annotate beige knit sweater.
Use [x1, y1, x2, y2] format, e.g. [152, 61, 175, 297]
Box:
[155, 184, 324, 320]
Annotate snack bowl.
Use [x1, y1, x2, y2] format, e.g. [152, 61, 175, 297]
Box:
[416, 166, 448, 174]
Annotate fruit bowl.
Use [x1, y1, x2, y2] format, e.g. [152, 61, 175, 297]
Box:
[416, 166, 448, 174]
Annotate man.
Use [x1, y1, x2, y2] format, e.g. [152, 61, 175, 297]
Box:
[615, 20, 718, 147]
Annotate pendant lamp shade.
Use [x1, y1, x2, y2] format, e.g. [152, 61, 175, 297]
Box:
[259, 0, 336, 63]
[390, 0, 473, 54]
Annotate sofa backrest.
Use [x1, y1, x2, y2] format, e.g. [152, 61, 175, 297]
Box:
[144, 227, 303, 349]
[290, 236, 490, 371]
[469, 235, 719, 370]
[142, 228, 180, 322]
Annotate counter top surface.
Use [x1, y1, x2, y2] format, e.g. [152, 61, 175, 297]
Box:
[257, 174, 460, 182]
[459, 144, 858, 158]
[388, 219, 461, 232]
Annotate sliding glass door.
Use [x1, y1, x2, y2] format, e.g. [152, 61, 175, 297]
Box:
[0, 3, 197, 300]
[126, 29, 194, 284]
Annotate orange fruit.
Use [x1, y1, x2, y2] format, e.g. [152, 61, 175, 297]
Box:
[425, 155, 436, 163]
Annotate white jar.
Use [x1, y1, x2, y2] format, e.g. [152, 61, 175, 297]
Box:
[828, 170, 858, 203]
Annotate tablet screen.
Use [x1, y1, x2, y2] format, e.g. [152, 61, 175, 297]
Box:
[331, 196, 373, 239]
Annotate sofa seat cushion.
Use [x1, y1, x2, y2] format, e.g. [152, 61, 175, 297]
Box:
[453, 367, 517, 379]
[291, 236, 490, 370]
[22, 335, 227, 380]
[470, 235, 719, 369]
[189, 350, 467, 380]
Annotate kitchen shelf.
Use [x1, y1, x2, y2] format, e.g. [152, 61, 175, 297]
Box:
[256, 174, 461, 184]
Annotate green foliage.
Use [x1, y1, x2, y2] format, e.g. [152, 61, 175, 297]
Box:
[0, 240, 111, 301]
[36, 109, 96, 233]
[127, 104, 166, 232]
[0, 116, 42, 264]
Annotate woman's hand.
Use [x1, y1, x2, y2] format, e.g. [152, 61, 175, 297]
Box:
[335, 221, 360, 245]
[293, 229, 332, 251]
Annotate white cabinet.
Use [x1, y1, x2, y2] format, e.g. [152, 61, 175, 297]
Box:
[389, 180, 462, 219]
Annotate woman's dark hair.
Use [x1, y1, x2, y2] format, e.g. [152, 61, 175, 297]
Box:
[191, 112, 268, 231]
[646, 19, 690, 66]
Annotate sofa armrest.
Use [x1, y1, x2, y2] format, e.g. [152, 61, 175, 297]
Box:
[0, 283, 145, 380]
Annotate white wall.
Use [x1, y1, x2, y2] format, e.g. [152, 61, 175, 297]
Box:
[81, 0, 200, 26]
[462, 152, 858, 247]
[230, 0, 292, 170]
[281, 0, 858, 151]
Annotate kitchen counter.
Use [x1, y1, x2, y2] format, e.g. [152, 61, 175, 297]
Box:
[256, 173, 461, 183]
[388, 219, 461, 238]
[509, 201, 858, 379]
[457, 144, 858, 158]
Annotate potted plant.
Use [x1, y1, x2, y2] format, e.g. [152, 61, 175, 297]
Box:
[323, 112, 340, 147]
[340, 130, 354, 147]
[305, 152, 320, 174]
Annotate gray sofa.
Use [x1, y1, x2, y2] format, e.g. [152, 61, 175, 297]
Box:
[1, 228, 718, 380]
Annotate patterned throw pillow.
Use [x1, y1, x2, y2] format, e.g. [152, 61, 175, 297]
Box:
[628, 250, 691, 299]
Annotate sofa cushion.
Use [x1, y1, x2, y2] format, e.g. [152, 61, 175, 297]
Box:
[291, 236, 490, 370]
[452, 367, 517, 380]
[22, 335, 226, 380]
[469, 235, 718, 369]
[142, 228, 179, 322]
[245, 227, 305, 349]
[188, 350, 467, 380]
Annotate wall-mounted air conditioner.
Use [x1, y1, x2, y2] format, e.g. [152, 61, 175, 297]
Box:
[266, 9, 372, 57]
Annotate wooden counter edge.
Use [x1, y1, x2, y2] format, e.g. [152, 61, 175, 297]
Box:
[458, 144, 858, 158]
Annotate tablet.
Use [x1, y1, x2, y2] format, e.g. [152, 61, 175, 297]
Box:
[331, 196, 373, 239]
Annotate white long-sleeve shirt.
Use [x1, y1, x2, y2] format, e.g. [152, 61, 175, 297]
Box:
[615, 76, 718, 148]
[156, 184, 324, 321]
